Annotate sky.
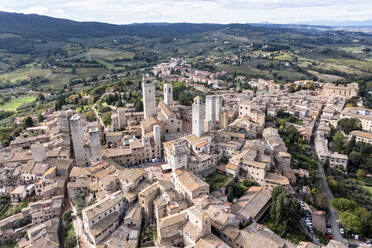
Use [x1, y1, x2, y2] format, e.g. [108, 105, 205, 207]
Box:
[0, 0, 372, 24]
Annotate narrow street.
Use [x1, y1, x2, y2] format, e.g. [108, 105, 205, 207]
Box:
[64, 193, 91, 248]
[311, 115, 348, 245]
[92, 105, 105, 128]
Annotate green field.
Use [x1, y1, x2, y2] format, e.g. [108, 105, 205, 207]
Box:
[0, 97, 36, 112]
[274, 52, 295, 61]
[0, 68, 51, 82]
[324, 58, 372, 72]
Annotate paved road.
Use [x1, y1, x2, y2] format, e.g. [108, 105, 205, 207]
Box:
[92, 106, 105, 128]
[311, 115, 348, 245]
[317, 158, 347, 244]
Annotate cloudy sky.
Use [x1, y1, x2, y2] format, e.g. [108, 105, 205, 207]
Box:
[0, 0, 371, 24]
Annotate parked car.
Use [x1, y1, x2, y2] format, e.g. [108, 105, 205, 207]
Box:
[326, 235, 333, 240]
[340, 228, 345, 235]
[326, 228, 332, 234]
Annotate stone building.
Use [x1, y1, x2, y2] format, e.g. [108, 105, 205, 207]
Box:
[89, 128, 102, 163]
[341, 107, 372, 132]
[69, 115, 88, 166]
[329, 153, 348, 170]
[172, 169, 209, 203]
[142, 79, 157, 119]
[322, 82, 358, 99]
[192, 96, 204, 138]
[164, 83, 174, 106]
[156, 206, 211, 247]
[349, 130, 372, 144]
[82, 190, 127, 245]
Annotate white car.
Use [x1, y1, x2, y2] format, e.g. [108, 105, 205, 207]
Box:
[340, 228, 345, 235]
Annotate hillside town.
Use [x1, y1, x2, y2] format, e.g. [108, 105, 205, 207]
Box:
[0, 58, 370, 248]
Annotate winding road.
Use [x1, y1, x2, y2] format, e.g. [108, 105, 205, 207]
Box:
[311, 115, 348, 245]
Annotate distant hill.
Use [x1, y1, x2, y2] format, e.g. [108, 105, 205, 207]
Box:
[0, 12, 223, 40]
[299, 19, 372, 27]
[1, 11, 372, 54]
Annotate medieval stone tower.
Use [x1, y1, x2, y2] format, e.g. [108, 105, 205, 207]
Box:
[172, 142, 188, 171]
[192, 96, 204, 138]
[142, 79, 157, 119]
[163, 84, 174, 106]
[205, 95, 216, 131]
[152, 124, 162, 159]
[89, 127, 102, 162]
[215, 95, 222, 122]
[69, 115, 87, 166]
[219, 109, 228, 130]
[117, 107, 127, 129]
[31, 143, 46, 162]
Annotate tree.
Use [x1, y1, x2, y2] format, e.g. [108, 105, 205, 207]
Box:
[356, 169, 367, 178]
[178, 92, 193, 106]
[36, 93, 45, 102]
[332, 133, 345, 154]
[346, 136, 356, 155]
[84, 110, 97, 122]
[314, 193, 328, 210]
[64, 229, 77, 248]
[134, 97, 143, 112]
[63, 210, 73, 222]
[330, 198, 356, 212]
[323, 157, 330, 170]
[102, 112, 112, 127]
[327, 176, 339, 194]
[269, 186, 304, 234]
[227, 186, 234, 203]
[354, 207, 372, 236]
[349, 151, 362, 168]
[22, 116, 34, 129]
[37, 113, 44, 123]
[339, 211, 363, 234]
[340, 118, 362, 134]
[116, 100, 124, 107]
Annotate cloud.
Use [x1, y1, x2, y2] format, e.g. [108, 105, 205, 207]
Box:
[0, 5, 15, 12]
[0, 0, 371, 24]
[22, 6, 49, 15]
[52, 9, 65, 15]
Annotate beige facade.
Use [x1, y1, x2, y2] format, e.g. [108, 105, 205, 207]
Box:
[329, 153, 348, 170]
[172, 169, 209, 203]
[349, 130, 372, 144]
[21, 195, 64, 226]
[164, 134, 218, 177]
[156, 206, 211, 247]
[82, 190, 127, 245]
[322, 83, 358, 99]
[341, 107, 372, 132]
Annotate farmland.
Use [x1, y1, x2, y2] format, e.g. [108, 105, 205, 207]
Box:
[0, 96, 36, 112]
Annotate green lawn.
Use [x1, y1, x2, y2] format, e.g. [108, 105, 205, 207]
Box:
[0, 97, 36, 112]
[205, 172, 231, 192]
